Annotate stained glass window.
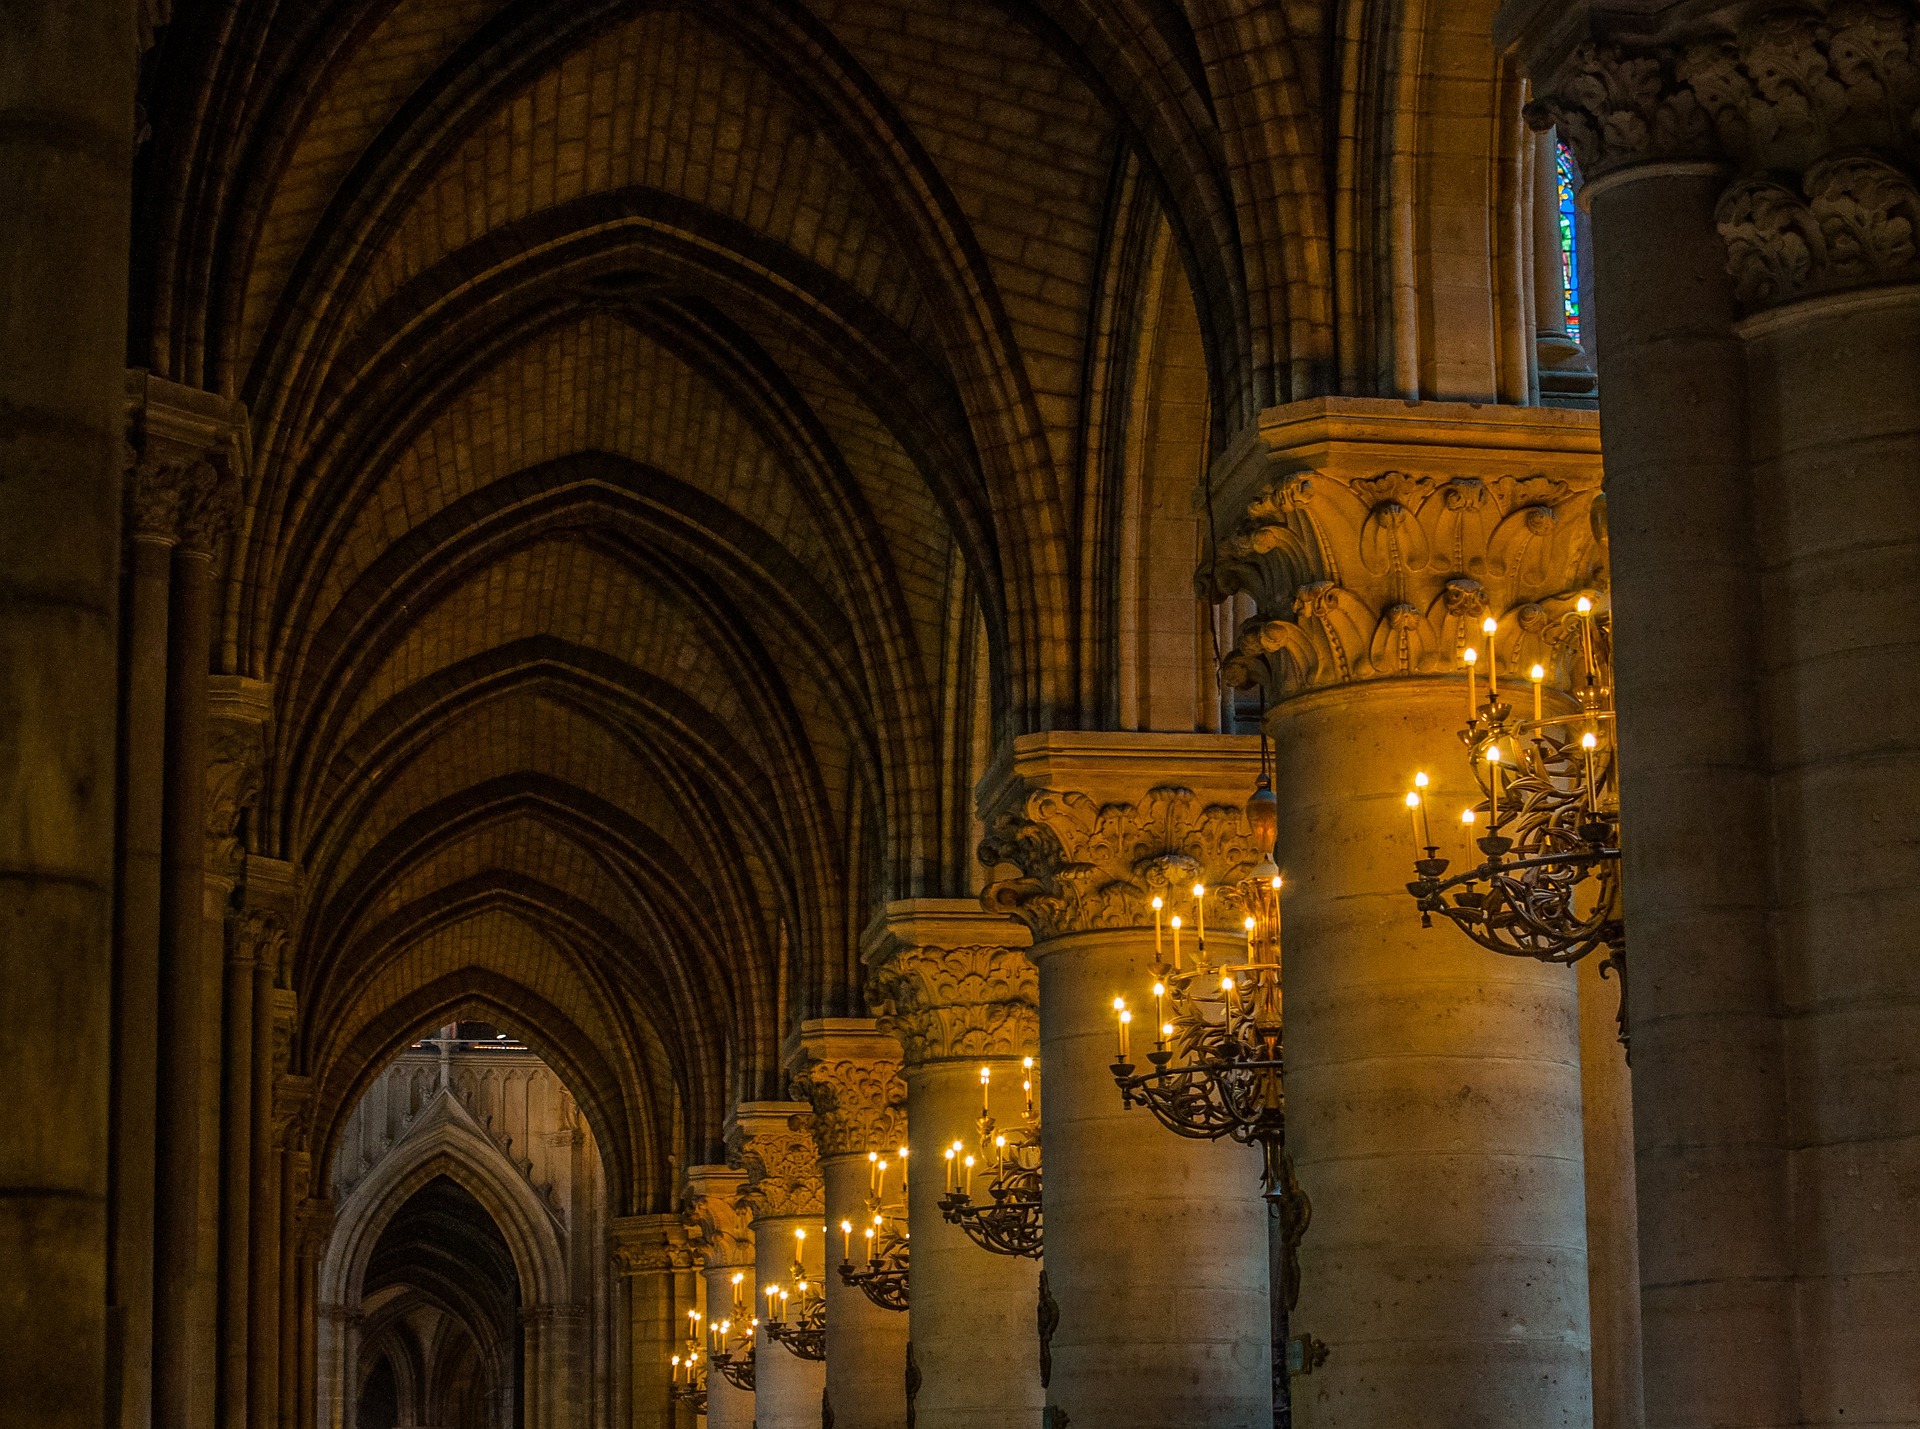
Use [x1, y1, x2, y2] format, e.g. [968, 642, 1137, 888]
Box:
[1556, 142, 1582, 344]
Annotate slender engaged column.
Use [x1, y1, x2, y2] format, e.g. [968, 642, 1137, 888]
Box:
[613, 1215, 696, 1429]
[863, 901, 1043, 1429]
[682, 1166, 756, 1429]
[111, 451, 187, 1429]
[1203, 399, 1607, 1428]
[728, 1102, 826, 1429]
[0, 6, 138, 1422]
[789, 1019, 910, 1429]
[980, 736, 1275, 1429]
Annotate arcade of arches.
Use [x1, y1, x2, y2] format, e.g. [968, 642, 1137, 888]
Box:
[2, 2, 1917, 1428]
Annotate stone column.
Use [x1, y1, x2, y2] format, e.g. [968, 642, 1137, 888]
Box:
[682, 1166, 756, 1429]
[979, 735, 1275, 1429]
[862, 901, 1043, 1429]
[1203, 400, 1607, 1429]
[727, 1102, 826, 1429]
[239, 858, 297, 1429]
[0, 3, 136, 1423]
[293, 1192, 333, 1429]
[788, 1019, 911, 1429]
[111, 437, 189, 1429]
[1511, 8, 1920, 1422]
[612, 1214, 696, 1429]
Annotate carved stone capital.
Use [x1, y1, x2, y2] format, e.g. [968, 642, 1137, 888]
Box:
[227, 907, 287, 972]
[1203, 399, 1605, 709]
[1719, 152, 1920, 304]
[680, 1165, 755, 1269]
[610, 1214, 693, 1276]
[205, 678, 273, 885]
[787, 1020, 907, 1158]
[726, 1101, 824, 1221]
[861, 904, 1039, 1065]
[294, 1196, 336, 1258]
[274, 1074, 314, 1152]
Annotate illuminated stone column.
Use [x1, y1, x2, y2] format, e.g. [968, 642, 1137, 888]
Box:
[612, 1215, 696, 1429]
[682, 1166, 756, 1429]
[979, 736, 1274, 1429]
[789, 1020, 910, 1429]
[728, 1102, 826, 1429]
[1510, 7, 1920, 1421]
[862, 900, 1043, 1429]
[1204, 399, 1606, 1429]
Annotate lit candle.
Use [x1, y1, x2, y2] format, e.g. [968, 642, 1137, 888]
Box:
[1412, 772, 1432, 848]
[1582, 729, 1599, 809]
[1170, 915, 1182, 969]
[841, 1219, 853, 1261]
[1152, 895, 1164, 961]
[944, 1146, 956, 1192]
[1406, 790, 1424, 850]
[980, 1065, 991, 1114]
[1576, 595, 1597, 679]
[1192, 883, 1207, 956]
[875, 1158, 888, 1202]
[1272, 875, 1283, 950]
[863, 1225, 875, 1265]
[897, 1145, 909, 1199]
[1113, 996, 1128, 1059]
[1530, 663, 1546, 723]
[1482, 616, 1499, 698]
[732, 1272, 745, 1316]
[1152, 980, 1166, 1036]
[1486, 745, 1502, 826]
[963, 1155, 976, 1197]
[1119, 1008, 1132, 1060]
[1464, 645, 1479, 717]
[672, 1355, 682, 1383]
[1022, 1056, 1035, 1119]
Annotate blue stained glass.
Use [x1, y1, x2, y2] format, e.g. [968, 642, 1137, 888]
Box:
[1556, 142, 1582, 343]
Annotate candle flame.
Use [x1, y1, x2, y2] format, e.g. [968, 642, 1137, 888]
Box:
[1462, 808, 1478, 824]
[1482, 616, 1498, 635]
[1414, 770, 1429, 788]
[841, 1219, 852, 1233]
[1152, 982, 1165, 996]
[1463, 646, 1478, 664]
[1582, 731, 1598, 749]
[1577, 596, 1593, 613]
[1244, 916, 1256, 931]
[1221, 976, 1235, 992]
[1405, 790, 1422, 808]
[1530, 663, 1546, 682]
[1486, 746, 1501, 763]
[1150, 895, 1162, 909]
[1192, 883, 1206, 898]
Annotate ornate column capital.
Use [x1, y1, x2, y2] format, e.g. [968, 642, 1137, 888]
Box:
[294, 1197, 336, 1259]
[274, 1074, 315, 1152]
[124, 371, 249, 558]
[975, 733, 1269, 943]
[785, 1019, 907, 1157]
[680, 1164, 755, 1269]
[609, 1214, 693, 1277]
[1506, 1, 1920, 309]
[1202, 399, 1605, 710]
[206, 677, 273, 887]
[861, 901, 1038, 1063]
[725, 1101, 823, 1221]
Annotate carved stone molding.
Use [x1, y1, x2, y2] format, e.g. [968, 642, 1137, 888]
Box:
[274, 1074, 315, 1152]
[206, 678, 273, 887]
[681, 1165, 755, 1269]
[979, 785, 1264, 942]
[788, 1021, 908, 1158]
[1202, 399, 1605, 710]
[610, 1214, 693, 1276]
[227, 907, 287, 973]
[727, 1102, 824, 1221]
[866, 943, 1039, 1066]
[125, 372, 249, 559]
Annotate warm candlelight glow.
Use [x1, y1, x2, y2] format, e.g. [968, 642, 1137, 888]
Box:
[1530, 662, 1546, 722]
[1464, 644, 1479, 714]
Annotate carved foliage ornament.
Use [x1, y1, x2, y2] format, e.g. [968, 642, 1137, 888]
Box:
[682, 1184, 755, 1267]
[206, 726, 264, 883]
[866, 945, 1039, 1065]
[729, 1119, 825, 1219]
[611, 1219, 693, 1276]
[1207, 470, 1603, 703]
[790, 1054, 907, 1159]
[1528, 3, 1920, 180]
[979, 786, 1263, 942]
[1719, 152, 1920, 302]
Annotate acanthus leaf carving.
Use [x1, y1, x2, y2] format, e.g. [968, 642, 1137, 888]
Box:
[865, 945, 1038, 1066]
[789, 1051, 907, 1160]
[610, 1214, 693, 1276]
[1720, 151, 1920, 305]
[978, 786, 1262, 942]
[728, 1112, 824, 1221]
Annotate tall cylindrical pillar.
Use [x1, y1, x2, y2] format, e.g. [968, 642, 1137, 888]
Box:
[864, 901, 1044, 1429]
[979, 737, 1276, 1429]
[728, 1102, 826, 1429]
[1740, 283, 1920, 1419]
[612, 1214, 694, 1429]
[790, 1019, 910, 1429]
[1578, 951, 1642, 1429]
[681, 1165, 755, 1429]
[0, 3, 138, 1424]
[1271, 680, 1591, 1427]
[219, 923, 256, 1429]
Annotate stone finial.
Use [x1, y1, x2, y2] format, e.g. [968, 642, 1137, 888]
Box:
[978, 785, 1264, 942]
[610, 1214, 693, 1276]
[1202, 400, 1605, 711]
[681, 1165, 755, 1269]
[787, 1020, 907, 1158]
[726, 1101, 824, 1220]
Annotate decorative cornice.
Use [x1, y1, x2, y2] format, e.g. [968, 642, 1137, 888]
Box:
[979, 785, 1263, 942]
[787, 1021, 907, 1158]
[680, 1165, 755, 1269]
[610, 1214, 693, 1276]
[1202, 400, 1605, 710]
[726, 1102, 824, 1221]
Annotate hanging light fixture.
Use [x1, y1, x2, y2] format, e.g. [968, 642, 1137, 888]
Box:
[1105, 751, 1311, 1306]
[670, 1310, 709, 1414]
[937, 1058, 1043, 1259]
[762, 1228, 827, 1361]
[706, 1273, 756, 1391]
[1404, 597, 1626, 1044]
[838, 1147, 910, 1311]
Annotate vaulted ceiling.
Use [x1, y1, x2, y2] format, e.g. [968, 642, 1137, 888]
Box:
[135, 0, 1525, 1210]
